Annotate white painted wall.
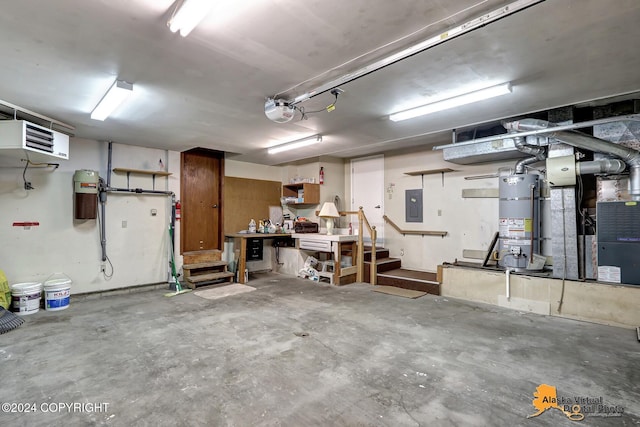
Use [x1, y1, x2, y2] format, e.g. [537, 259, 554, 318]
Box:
[225, 159, 282, 181]
[0, 139, 180, 294]
[383, 148, 514, 272]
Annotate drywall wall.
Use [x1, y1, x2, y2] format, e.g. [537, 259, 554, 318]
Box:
[383, 148, 514, 272]
[225, 159, 282, 181]
[280, 157, 346, 225]
[0, 139, 180, 294]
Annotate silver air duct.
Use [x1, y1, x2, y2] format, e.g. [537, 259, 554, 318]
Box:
[513, 136, 546, 174]
[504, 119, 640, 200]
[577, 159, 626, 175]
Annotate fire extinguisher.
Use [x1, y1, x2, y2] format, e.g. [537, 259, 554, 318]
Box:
[175, 200, 181, 221]
[319, 166, 324, 185]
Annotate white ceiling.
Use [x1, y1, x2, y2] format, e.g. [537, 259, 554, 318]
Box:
[0, 0, 638, 165]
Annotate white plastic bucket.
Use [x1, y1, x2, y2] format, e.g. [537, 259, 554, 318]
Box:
[44, 278, 72, 311]
[10, 282, 43, 315]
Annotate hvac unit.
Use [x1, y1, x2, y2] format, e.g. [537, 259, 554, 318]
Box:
[597, 201, 640, 286]
[0, 120, 69, 161]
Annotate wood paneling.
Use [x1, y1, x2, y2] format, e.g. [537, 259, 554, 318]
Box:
[224, 177, 281, 233]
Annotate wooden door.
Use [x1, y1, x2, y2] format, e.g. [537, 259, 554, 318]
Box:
[181, 148, 224, 252]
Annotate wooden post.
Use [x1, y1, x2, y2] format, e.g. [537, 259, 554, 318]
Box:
[370, 226, 377, 285]
[357, 207, 364, 282]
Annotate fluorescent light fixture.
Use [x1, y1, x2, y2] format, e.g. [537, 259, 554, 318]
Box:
[168, 0, 215, 37]
[268, 135, 322, 155]
[389, 82, 512, 122]
[91, 80, 133, 121]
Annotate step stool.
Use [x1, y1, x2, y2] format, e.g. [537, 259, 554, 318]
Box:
[317, 260, 335, 285]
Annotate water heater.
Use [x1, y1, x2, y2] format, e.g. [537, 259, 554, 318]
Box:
[498, 173, 540, 270]
[73, 170, 99, 220]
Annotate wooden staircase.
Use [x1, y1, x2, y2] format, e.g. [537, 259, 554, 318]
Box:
[182, 250, 234, 289]
[363, 247, 440, 295]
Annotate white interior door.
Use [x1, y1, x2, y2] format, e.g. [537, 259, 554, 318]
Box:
[351, 155, 384, 244]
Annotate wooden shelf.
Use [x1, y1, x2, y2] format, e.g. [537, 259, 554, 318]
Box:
[112, 168, 171, 176]
[404, 168, 455, 176]
[282, 183, 320, 206]
[112, 168, 171, 190]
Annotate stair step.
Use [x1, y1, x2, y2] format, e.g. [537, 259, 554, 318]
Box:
[376, 268, 440, 295]
[378, 268, 438, 283]
[183, 250, 222, 265]
[363, 258, 402, 282]
[363, 248, 390, 261]
[365, 257, 402, 272]
[183, 261, 227, 270]
[186, 271, 234, 286]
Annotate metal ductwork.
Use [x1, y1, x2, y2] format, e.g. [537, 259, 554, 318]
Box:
[577, 159, 626, 175]
[504, 118, 640, 200]
[513, 136, 546, 174]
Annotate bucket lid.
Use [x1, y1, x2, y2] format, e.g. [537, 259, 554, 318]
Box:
[44, 279, 72, 288]
[44, 273, 72, 287]
[10, 282, 43, 292]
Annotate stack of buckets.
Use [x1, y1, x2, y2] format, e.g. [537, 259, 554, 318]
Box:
[10, 273, 72, 315]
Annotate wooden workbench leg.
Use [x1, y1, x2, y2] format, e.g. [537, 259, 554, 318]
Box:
[333, 242, 341, 285]
[238, 237, 247, 284]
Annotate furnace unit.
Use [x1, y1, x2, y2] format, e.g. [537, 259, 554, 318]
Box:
[597, 201, 640, 286]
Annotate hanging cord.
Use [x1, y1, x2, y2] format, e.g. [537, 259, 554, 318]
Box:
[20, 154, 59, 191]
[22, 159, 33, 190]
[334, 195, 341, 228]
[558, 188, 566, 312]
[296, 89, 341, 121]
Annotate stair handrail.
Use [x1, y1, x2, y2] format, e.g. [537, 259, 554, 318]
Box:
[382, 215, 448, 237]
[340, 207, 377, 285]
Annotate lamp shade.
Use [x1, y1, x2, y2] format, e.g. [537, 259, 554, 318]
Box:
[318, 202, 340, 218]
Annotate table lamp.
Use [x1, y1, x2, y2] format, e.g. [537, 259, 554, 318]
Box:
[319, 202, 340, 235]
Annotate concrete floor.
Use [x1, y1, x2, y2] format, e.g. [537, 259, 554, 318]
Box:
[1, 273, 638, 426]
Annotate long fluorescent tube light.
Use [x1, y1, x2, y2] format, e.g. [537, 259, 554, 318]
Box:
[168, 0, 215, 37]
[268, 135, 322, 155]
[389, 82, 512, 122]
[91, 80, 133, 121]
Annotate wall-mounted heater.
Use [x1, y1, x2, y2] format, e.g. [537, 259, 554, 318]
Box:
[0, 120, 69, 161]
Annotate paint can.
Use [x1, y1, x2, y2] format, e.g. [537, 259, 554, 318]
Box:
[44, 276, 72, 311]
[10, 282, 43, 315]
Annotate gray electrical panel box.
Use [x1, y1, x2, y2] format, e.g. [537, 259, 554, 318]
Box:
[597, 201, 640, 286]
[405, 189, 423, 223]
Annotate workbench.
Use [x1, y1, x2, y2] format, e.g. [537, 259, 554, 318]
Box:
[292, 233, 359, 285]
[224, 233, 292, 284]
